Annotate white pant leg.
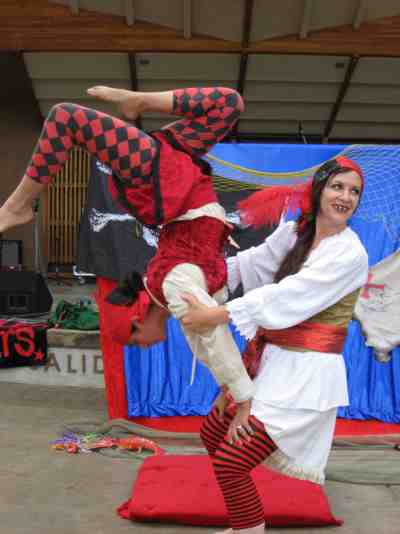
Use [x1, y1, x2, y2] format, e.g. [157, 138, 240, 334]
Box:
[162, 263, 254, 402]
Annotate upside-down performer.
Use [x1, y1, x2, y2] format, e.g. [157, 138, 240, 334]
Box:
[0, 86, 253, 434]
[181, 157, 369, 534]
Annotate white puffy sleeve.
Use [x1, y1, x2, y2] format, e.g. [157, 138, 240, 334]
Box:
[226, 220, 297, 293]
[226, 229, 369, 340]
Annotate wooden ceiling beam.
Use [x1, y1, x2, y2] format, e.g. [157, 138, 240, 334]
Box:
[299, 0, 314, 39]
[232, 0, 254, 140]
[323, 55, 359, 142]
[128, 53, 142, 130]
[1, 51, 44, 125]
[251, 15, 400, 56]
[237, 0, 254, 93]
[125, 0, 135, 27]
[183, 0, 192, 39]
[353, 0, 365, 30]
[2, 3, 400, 56]
[69, 0, 79, 15]
[0, 20, 240, 52]
[0, 1, 239, 51]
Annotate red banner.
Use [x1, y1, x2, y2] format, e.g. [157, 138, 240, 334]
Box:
[0, 321, 48, 367]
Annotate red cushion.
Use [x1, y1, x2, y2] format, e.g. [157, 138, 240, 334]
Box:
[117, 455, 343, 528]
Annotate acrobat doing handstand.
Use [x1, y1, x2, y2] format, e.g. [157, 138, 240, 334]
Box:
[0, 85, 254, 439]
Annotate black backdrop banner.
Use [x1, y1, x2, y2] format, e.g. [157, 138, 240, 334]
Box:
[76, 159, 156, 282]
[76, 159, 271, 283]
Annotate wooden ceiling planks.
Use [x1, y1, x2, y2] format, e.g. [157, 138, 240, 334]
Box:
[252, 15, 400, 56]
[1, 2, 400, 56]
[0, 1, 240, 52]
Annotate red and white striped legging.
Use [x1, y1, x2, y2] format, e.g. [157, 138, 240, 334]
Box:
[200, 406, 277, 530]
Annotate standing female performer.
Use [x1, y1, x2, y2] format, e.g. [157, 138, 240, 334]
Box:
[0, 86, 254, 426]
[182, 156, 369, 534]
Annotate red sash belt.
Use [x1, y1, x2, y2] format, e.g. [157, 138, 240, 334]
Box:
[243, 321, 347, 379]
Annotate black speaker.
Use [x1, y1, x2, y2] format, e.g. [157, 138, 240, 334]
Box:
[0, 271, 53, 315]
[0, 239, 23, 271]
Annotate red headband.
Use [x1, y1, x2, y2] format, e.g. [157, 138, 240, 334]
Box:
[335, 156, 363, 179]
[238, 156, 364, 229]
[314, 156, 363, 186]
[97, 288, 152, 346]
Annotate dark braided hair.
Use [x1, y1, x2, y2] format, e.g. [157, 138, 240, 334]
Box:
[106, 271, 144, 306]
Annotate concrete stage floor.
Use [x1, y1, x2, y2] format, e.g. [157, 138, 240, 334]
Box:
[1, 382, 399, 534]
[0, 279, 399, 533]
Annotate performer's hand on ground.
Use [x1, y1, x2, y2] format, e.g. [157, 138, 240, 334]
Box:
[227, 399, 254, 445]
[181, 293, 229, 333]
[86, 86, 145, 120]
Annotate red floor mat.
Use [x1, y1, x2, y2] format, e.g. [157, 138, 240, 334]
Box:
[130, 415, 400, 437]
[118, 455, 343, 527]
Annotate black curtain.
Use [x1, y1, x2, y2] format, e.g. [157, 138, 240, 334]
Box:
[76, 159, 156, 281]
[76, 159, 272, 283]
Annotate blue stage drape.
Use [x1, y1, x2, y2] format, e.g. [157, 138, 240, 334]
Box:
[125, 320, 246, 416]
[338, 218, 400, 422]
[125, 143, 400, 422]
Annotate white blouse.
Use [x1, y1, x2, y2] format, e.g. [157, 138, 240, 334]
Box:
[226, 220, 369, 411]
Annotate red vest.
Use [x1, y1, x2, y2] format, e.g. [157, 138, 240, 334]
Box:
[145, 216, 229, 305]
[108, 131, 217, 227]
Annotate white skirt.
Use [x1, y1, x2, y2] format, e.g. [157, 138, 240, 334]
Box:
[251, 399, 337, 485]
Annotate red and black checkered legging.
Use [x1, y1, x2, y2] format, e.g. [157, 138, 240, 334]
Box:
[26, 87, 243, 185]
[201, 406, 277, 530]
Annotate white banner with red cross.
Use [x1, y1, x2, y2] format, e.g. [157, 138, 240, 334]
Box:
[354, 251, 400, 362]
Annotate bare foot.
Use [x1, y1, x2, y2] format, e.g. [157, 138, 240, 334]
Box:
[214, 529, 233, 534]
[0, 203, 34, 233]
[86, 86, 143, 120]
